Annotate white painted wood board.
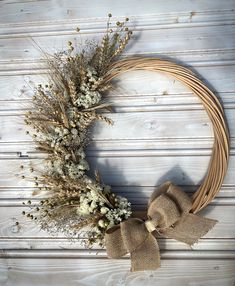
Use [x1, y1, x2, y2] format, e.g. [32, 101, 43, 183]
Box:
[0, 0, 235, 285]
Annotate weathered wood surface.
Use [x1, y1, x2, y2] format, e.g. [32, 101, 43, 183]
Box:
[0, 259, 234, 286]
[0, 0, 235, 285]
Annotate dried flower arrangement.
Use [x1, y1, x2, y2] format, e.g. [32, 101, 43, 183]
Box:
[19, 14, 230, 271]
[21, 14, 132, 247]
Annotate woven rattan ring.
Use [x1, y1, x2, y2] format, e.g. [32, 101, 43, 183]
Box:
[103, 57, 230, 214]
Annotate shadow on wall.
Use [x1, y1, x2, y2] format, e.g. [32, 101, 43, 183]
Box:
[86, 151, 208, 211]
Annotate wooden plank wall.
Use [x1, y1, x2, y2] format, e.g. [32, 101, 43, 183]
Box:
[0, 0, 235, 285]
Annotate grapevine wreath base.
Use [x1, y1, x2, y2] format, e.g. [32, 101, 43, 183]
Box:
[20, 15, 230, 271]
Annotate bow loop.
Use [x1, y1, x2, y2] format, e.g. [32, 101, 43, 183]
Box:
[166, 183, 192, 214]
[121, 218, 149, 253]
[148, 194, 180, 229]
[105, 225, 127, 258]
[147, 182, 193, 229]
[105, 181, 217, 271]
[105, 218, 160, 271]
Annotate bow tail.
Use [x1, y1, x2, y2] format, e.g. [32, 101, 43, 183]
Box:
[163, 213, 217, 245]
[131, 234, 160, 271]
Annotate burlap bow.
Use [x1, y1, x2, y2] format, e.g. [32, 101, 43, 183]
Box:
[105, 181, 217, 271]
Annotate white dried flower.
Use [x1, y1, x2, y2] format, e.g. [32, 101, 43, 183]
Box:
[100, 207, 108, 214]
[98, 219, 105, 228]
[71, 128, 78, 136]
[90, 201, 97, 210]
[77, 204, 90, 216]
[90, 189, 99, 200]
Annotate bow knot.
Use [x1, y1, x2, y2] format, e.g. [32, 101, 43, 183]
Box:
[144, 219, 156, 233]
[105, 181, 217, 271]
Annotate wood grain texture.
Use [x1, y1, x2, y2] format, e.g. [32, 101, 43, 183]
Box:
[0, 259, 234, 286]
[1, 238, 235, 251]
[0, 0, 234, 24]
[0, 0, 235, 285]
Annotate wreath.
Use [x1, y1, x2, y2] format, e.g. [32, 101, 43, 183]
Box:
[20, 14, 230, 271]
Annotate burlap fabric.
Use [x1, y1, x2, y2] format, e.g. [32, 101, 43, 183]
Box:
[105, 181, 217, 271]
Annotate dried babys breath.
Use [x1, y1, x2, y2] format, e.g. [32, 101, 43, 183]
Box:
[22, 15, 133, 247]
